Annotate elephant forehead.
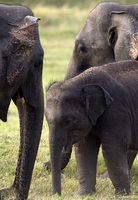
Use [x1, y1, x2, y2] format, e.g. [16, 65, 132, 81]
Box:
[46, 99, 62, 124]
[46, 88, 62, 104]
[77, 13, 109, 45]
[46, 91, 65, 111]
[87, 8, 110, 30]
[46, 90, 80, 113]
[46, 99, 80, 125]
[0, 5, 32, 24]
[46, 82, 80, 107]
[46, 93, 77, 109]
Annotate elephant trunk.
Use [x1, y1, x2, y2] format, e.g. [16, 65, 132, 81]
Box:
[49, 133, 65, 195]
[50, 132, 65, 195]
[64, 52, 78, 80]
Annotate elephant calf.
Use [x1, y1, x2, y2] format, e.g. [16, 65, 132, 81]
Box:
[45, 60, 138, 196]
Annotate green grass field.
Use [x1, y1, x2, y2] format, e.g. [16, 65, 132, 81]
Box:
[0, 1, 138, 199]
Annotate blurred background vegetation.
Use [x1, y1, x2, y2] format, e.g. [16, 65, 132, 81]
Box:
[0, 0, 138, 199]
[1, 0, 138, 7]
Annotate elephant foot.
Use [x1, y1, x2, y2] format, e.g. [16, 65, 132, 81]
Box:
[43, 160, 51, 171]
[115, 188, 131, 196]
[75, 187, 95, 196]
[0, 187, 26, 200]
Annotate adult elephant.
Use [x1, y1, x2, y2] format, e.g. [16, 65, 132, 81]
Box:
[0, 4, 44, 200]
[44, 2, 138, 172]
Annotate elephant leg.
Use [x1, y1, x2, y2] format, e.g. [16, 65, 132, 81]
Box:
[0, 94, 44, 199]
[44, 147, 72, 171]
[102, 142, 130, 195]
[74, 134, 100, 195]
[0, 98, 25, 200]
[127, 152, 137, 170]
[101, 151, 137, 180]
[14, 98, 43, 199]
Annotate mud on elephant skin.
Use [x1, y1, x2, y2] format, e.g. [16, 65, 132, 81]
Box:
[44, 1, 138, 172]
[0, 4, 44, 200]
[46, 60, 138, 196]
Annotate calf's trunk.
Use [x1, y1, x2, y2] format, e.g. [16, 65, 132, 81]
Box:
[49, 133, 65, 195]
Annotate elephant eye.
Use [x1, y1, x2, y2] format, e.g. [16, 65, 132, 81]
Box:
[34, 59, 43, 68]
[80, 47, 87, 53]
[64, 117, 75, 125]
[78, 44, 88, 54]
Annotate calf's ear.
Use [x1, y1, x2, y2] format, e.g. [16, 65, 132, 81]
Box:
[81, 84, 113, 126]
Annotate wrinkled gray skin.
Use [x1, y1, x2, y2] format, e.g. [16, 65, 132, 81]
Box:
[44, 2, 138, 171]
[65, 2, 138, 79]
[0, 5, 44, 200]
[46, 60, 138, 196]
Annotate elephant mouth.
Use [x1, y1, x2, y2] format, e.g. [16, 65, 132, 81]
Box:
[0, 87, 22, 122]
[63, 136, 81, 152]
[63, 137, 72, 152]
[0, 102, 11, 122]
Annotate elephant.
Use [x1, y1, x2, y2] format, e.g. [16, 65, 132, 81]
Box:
[44, 1, 138, 171]
[0, 4, 44, 200]
[45, 60, 138, 196]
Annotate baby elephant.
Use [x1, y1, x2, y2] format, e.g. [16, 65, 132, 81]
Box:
[45, 60, 138, 196]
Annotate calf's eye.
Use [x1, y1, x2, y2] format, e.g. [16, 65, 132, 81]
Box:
[64, 117, 74, 125]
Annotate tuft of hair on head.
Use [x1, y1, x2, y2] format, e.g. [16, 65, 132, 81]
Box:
[45, 81, 59, 92]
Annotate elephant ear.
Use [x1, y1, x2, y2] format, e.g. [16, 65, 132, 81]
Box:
[6, 16, 39, 85]
[81, 84, 113, 126]
[108, 11, 138, 61]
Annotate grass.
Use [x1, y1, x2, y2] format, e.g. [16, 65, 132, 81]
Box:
[0, 1, 138, 199]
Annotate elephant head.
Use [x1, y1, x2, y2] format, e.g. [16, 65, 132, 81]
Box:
[0, 12, 39, 122]
[0, 5, 44, 199]
[1, 16, 39, 119]
[65, 2, 138, 79]
[46, 80, 113, 195]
